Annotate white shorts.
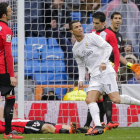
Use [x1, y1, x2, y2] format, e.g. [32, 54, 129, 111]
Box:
[87, 72, 118, 94]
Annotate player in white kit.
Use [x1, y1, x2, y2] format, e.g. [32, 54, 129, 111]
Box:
[69, 20, 140, 136]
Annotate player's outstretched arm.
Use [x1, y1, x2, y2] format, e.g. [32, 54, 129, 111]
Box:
[120, 54, 140, 75]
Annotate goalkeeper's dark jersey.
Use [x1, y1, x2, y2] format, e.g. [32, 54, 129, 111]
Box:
[108, 27, 123, 63]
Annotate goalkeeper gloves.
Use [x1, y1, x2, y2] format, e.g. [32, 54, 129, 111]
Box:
[127, 62, 140, 76]
[126, 62, 133, 69]
[109, 61, 140, 75]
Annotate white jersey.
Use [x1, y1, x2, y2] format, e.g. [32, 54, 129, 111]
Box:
[72, 33, 115, 82]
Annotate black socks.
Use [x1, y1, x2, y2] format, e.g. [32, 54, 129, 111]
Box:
[84, 109, 92, 127]
[103, 94, 112, 124]
[97, 101, 105, 122]
[4, 97, 15, 135]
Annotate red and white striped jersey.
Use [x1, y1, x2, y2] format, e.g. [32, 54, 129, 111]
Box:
[90, 28, 120, 73]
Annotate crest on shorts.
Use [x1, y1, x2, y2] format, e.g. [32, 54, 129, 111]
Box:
[6, 34, 11, 42]
[85, 42, 88, 47]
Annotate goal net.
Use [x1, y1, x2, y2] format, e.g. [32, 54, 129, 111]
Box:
[0, 0, 140, 127]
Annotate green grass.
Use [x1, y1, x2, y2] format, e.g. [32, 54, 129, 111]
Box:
[1, 128, 140, 140]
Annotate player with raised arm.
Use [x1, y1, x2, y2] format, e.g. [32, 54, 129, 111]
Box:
[0, 2, 24, 139]
[70, 20, 140, 136]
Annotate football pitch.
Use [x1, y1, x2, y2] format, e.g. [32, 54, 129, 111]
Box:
[0, 128, 140, 140]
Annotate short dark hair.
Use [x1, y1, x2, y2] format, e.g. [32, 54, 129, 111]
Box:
[111, 12, 122, 19]
[69, 20, 80, 30]
[92, 12, 106, 22]
[0, 2, 8, 18]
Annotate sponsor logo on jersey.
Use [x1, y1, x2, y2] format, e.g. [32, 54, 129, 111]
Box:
[6, 34, 11, 42]
[82, 50, 93, 57]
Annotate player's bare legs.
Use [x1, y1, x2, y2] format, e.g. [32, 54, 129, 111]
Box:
[0, 105, 4, 121]
[86, 90, 100, 104]
[108, 92, 140, 106]
[108, 92, 120, 103]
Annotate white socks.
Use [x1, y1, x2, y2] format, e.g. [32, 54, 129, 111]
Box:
[88, 102, 101, 126]
[120, 95, 140, 106]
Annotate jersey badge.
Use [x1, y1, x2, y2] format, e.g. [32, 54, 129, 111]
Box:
[6, 34, 11, 42]
[85, 42, 88, 47]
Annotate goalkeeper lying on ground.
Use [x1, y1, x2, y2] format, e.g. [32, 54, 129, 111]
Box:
[0, 105, 85, 134]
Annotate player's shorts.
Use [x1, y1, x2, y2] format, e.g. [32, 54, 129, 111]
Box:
[0, 73, 14, 96]
[87, 72, 118, 94]
[24, 120, 56, 134]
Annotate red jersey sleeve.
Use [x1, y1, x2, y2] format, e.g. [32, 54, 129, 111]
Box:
[107, 31, 120, 73]
[0, 29, 14, 77]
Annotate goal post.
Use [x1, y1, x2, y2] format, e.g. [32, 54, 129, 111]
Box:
[17, 0, 25, 119]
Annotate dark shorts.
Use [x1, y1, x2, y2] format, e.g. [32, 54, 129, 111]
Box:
[0, 73, 14, 96]
[24, 120, 56, 134]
